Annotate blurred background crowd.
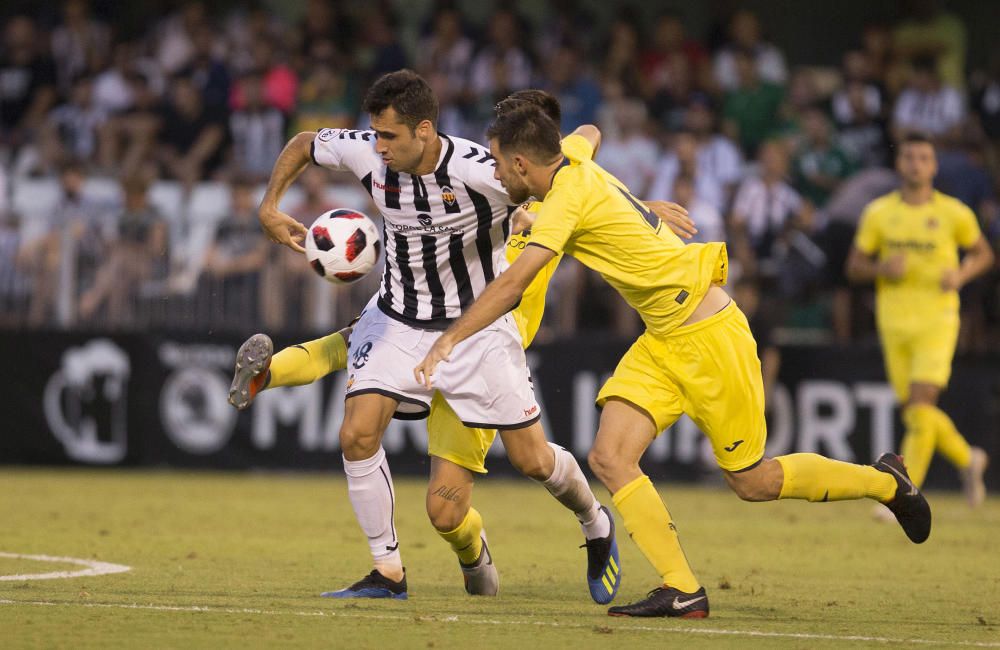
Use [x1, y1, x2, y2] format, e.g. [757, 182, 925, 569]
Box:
[1, 0, 998, 352]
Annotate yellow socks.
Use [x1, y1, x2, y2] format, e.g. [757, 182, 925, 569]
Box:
[901, 405, 937, 487]
[927, 407, 971, 469]
[612, 475, 700, 593]
[437, 508, 484, 565]
[776, 453, 897, 503]
[268, 331, 348, 388]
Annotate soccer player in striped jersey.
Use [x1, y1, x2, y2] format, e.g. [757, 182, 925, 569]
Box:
[250, 73, 620, 602]
[415, 105, 932, 619]
[847, 134, 993, 507]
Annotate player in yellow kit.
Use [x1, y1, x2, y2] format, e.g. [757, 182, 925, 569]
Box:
[415, 105, 932, 619]
[229, 89, 697, 602]
[847, 133, 993, 507]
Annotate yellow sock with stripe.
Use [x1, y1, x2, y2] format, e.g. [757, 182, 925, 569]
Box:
[927, 406, 972, 469]
[612, 475, 699, 593]
[437, 508, 484, 566]
[900, 404, 937, 487]
[267, 332, 348, 388]
[776, 453, 896, 503]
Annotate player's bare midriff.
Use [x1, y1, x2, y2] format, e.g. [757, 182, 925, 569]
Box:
[681, 285, 732, 327]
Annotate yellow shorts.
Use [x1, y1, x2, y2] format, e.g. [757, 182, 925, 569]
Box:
[880, 318, 959, 402]
[426, 391, 496, 474]
[596, 301, 766, 472]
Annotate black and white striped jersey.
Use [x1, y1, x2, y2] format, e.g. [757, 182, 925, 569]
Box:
[311, 128, 514, 330]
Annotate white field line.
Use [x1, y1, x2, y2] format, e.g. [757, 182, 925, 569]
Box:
[0, 598, 997, 647]
[0, 553, 131, 581]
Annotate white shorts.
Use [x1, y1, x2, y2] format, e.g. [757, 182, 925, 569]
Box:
[345, 299, 541, 429]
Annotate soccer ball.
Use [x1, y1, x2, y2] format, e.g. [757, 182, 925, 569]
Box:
[305, 209, 382, 284]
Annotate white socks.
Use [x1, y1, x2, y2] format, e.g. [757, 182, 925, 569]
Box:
[541, 443, 611, 540]
[343, 446, 402, 572]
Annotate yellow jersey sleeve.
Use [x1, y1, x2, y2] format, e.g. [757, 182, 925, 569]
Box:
[854, 202, 883, 255]
[953, 201, 982, 248]
[560, 134, 595, 163]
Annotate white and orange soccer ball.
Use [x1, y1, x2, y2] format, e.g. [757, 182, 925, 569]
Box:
[304, 209, 382, 284]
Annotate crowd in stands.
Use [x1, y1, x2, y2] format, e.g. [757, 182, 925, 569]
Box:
[1, 0, 998, 352]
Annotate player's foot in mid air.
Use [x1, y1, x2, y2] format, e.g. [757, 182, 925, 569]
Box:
[583, 505, 621, 604]
[960, 447, 989, 508]
[320, 569, 408, 599]
[873, 453, 931, 543]
[460, 534, 499, 596]
[228, 333, 273, 410]
[607, 585, 709, 618]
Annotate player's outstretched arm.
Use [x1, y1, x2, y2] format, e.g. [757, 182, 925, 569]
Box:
[258, 131, 316, 253]
[414, 245, 557, 388]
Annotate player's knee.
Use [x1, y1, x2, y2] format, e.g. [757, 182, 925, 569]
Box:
[725, 465, 780, 502]
[425, 496, 465, 532]
[338, 422, 381, 457]
[588, 448, 620, 484]
[508, 448, 550, 481]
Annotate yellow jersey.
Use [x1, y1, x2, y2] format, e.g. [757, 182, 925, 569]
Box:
[528, 135, 728, 337]
[506, 202, 561, 347]
[855, 190, 982, 333]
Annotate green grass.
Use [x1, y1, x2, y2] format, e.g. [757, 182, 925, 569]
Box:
[1, 468, 998, 649]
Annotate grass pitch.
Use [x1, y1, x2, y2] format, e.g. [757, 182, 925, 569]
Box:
[1, 468, 998, 649]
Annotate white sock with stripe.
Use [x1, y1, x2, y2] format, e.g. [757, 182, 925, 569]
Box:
[343, 447, 402, 574]
[541, 443, 611, 540]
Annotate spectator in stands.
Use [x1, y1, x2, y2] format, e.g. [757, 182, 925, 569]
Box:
[970, 50, 1000, 177]
[595, 93, 659, 198]
[712, 9, 788, 92]
[0, 208, 31, 326]
[0, 16, 57, 151]
[232, 40, 298, 115]
[833, 53, 891, 168]
[639, 11, 709, 101]
[98, 73, 163, 177]
[544, 44, 601, 132]
[649, 131, 726, 213]
[39, 74, 107, 172]
[415, 7, 474, 107]
[673, 173, 725, 244]
[683, 100, 744, 204]
[792, 106, 856, 208]
[78, 173, 167, 325]
[294, 0, 356, 63]
[729, 140, 813, 282]
[892, 56, 965, 144]
[155, 1, 207, 76]
[50, 0, 111, 96]
[179, 26, 231, 111]
[600, 18, 643, 98]
[363, 6, 409, 83]
[202, 177, 269, 325]
[228, 73, 286, 182]
[292, 48, 359, 133]
[892, 0, 967, 89]
[23, 161, 112, 326]
[722, 48, 785, 157]
[92, 42, 138, 116]
[733, 277, 781, 406]
[468, 9, 533, 113]
[157, 75, 227, 187]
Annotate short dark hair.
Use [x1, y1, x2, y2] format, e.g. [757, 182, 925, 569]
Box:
[486, 104, 561, 162]
[899, 132, 935, 151]
[362, 69, 438, 132]
[495, 89, 562, 124]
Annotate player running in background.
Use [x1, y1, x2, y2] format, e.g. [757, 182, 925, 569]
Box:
[847, 133, 993, 507]
[247, 74, 629, 604]
[415, 105, 932, 619]
[234, 87, 696, 603]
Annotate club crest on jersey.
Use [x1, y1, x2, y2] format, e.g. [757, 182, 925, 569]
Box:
[926, 216, 939, 229]
[441, 186, 457, 206]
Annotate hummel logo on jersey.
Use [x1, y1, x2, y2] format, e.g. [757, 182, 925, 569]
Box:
[672, 595, 707, 610]
[724, 440, 744, 452]
[373, 179, 401, 193]
[353, 341, 373, 369]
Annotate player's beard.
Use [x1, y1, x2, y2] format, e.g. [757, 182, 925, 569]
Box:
[505, 176, 531, 204]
